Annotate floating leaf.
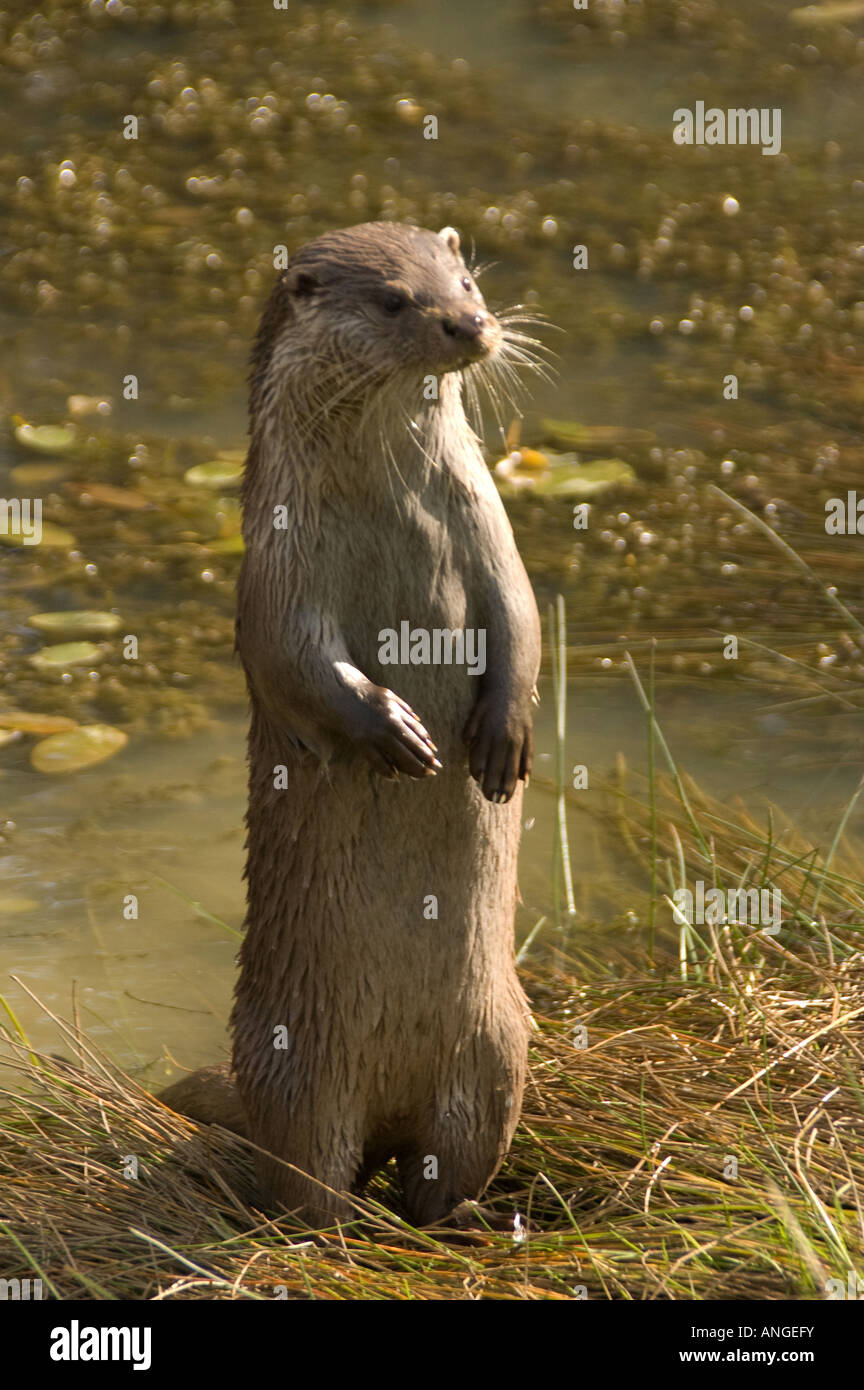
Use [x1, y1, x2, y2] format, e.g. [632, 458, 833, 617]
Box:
[13, 421, 76, 455]
[790, 2, 864, 24]
[184, 460, 244, 489]
[10, 463, 65, 487]
[541, 418, 657, 449]
[0, 711, 77, 734]
[215, 448, 246, 462]
[0, 729, 22, 748]
[66, 394, 112, 418]
[497, 455, 637, 500]
[68, 483, 154, 511]
[29, 642, 103, 672]
[29, 611, 121, 641]
[31, 724, 128, 774]
[532, 458, 636, 499]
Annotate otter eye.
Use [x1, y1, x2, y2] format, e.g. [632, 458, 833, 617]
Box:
[461, 275, 473, 292]
[383, 292, 405, 314]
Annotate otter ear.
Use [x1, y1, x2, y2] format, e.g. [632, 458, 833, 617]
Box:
[285, 267, 319, 297]
[438, 225, 461, 256]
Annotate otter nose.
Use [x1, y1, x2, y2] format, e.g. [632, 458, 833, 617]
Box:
[441, 312, 485, 340]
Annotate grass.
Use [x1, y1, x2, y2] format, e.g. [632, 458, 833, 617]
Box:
[1, 922, 863, 1299]
[3, 758, 863, 1297]
[1, 506, 863, 1300]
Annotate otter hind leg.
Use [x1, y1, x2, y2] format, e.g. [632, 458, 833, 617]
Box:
[253, 1150, 357, 1226]
[241, 1093, 367, 1226]
[396, 1090, 523, 1227]
[397, 1026, 528, 1226]
[396, 1120, 507, 1226]
[159, 1066, 361, 1223]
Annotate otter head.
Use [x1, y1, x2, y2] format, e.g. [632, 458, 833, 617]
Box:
[278, 222, 502, 385]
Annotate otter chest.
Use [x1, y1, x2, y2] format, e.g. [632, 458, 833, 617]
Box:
[321, 486, 475, 693]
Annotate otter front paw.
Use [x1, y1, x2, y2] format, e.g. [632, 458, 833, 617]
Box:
[355, 686, 441, 780]
[463, 694, 534, 803]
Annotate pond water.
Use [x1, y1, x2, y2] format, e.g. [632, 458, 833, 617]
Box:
[2, 0, 863, 1081]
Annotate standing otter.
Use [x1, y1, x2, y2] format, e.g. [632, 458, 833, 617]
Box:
[164, 222, 541, 1225]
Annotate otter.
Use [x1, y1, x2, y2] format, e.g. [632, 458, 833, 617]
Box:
[161, 222, 541, 1226]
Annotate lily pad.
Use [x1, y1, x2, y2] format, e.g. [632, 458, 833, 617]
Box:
[29, 611, 121, 641]
[0, 712, 77, 734]
[498, 455, 637, 501]
[69, 483, 154, 511]
[184, 460, 244, 489]
[29, 642, 103, 672]
[532, 458, 637, 499]
[0, 729, 22, 748]
[541, 418, 657, 450]
[13, 422, 76, 455]
[10, 463, 66, 487]
[67, 394, 112, 418]
[30, 724, 128, 774]
[790, 2, 864, 24]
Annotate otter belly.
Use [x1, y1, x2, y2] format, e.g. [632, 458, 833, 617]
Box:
[232, 713, 529, 1224]
[239, 729, 523, 1034]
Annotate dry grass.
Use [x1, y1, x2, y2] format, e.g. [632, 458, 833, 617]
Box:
[1, 922, 862, 1299]
[2, 516, 862, 1300]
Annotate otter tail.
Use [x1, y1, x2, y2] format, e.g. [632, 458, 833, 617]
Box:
[158, 1063, 248, 1137]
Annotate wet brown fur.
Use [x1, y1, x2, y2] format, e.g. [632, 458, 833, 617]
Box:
[160, 223, 541, 1225]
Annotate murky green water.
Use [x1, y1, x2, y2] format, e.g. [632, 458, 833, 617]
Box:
[2, 0, 864, 1079]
